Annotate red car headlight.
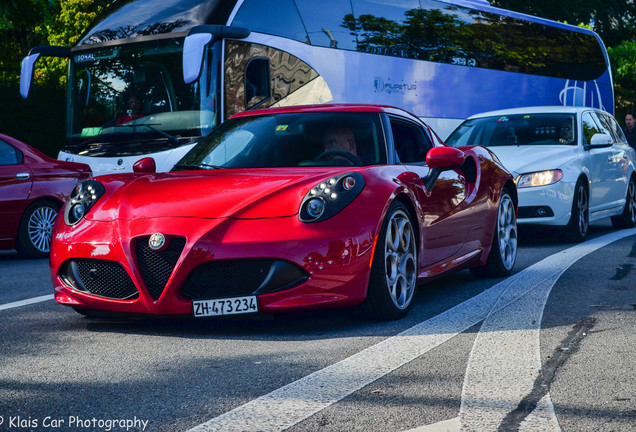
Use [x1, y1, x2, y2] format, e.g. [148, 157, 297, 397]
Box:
[64, 179, 105, 225]
[299, 172, 365, 223]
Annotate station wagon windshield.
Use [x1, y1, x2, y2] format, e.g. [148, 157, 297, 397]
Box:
[447, 114, 577, 148]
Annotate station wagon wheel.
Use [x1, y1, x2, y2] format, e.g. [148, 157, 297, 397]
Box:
[470, 190, 517, 278]
[366, 201, 417, 320]
[16, 199, 61, 258]
[565, 179, 589, 242]
[611, 176, 636, 229]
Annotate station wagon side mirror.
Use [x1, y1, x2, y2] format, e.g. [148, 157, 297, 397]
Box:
[183, 25, 251, 84]
[20, 46, 70, 98]
[133, 157, 156, 173]
[423, 146, 466, 192]
[588, 133, 613, 148]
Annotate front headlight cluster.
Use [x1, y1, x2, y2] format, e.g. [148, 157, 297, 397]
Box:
[516, 169, 563, 188]
[64, 179, 105, 225]
[299, 172, 365, 222]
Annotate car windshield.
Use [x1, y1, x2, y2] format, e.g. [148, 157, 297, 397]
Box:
[447, 114, 577, 147]
[174, 112, 386, 169]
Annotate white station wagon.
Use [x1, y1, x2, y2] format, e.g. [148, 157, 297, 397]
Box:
[447, 106, 636, 241]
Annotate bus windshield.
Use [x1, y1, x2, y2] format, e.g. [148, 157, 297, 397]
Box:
[66, 38, 217, 156]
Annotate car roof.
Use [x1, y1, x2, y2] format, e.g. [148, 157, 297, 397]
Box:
[229, 103, 424, 124]
[467, 105, 609, 119]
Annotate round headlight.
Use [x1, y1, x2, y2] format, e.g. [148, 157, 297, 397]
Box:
[305, 198, 325, 219]
[71, 203, 86, 222]
[342, 176, 356, 191]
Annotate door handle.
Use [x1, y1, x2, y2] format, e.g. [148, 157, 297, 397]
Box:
[16, 173, 30, 180]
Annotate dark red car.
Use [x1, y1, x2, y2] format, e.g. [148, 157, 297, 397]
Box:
[0, 133, 91, 258]
[50, 105, 517, 319]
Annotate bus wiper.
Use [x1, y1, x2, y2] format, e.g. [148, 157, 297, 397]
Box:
[173, 163, 223, 171]
[115, 123, 180, 147]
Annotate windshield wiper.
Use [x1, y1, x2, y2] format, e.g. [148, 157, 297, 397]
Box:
[114, 123, 180, 147]
[172, 163, 223, 171]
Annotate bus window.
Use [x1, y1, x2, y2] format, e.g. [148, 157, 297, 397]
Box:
[233, 0, 308, 43]
[225, 41, 329, 119]
[294, 0, 357, 50]
[245, 58, 271, 109]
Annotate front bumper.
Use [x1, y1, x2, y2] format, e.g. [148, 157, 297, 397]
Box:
[50, 214, 377, 316]
[516, 180, 575, 226]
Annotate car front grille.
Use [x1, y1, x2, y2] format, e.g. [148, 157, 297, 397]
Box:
[181, 259, 308, 300]
[61, 259, 138, 300]
[136, 236, 187, 300]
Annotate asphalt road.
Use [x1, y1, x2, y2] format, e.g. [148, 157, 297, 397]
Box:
[0, 221, 634, 432]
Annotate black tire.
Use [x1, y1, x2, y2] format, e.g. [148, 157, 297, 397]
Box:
[16, 199, 61, 258]
[365, 201, 417, 320]
[564, 179, 589, 242]
[611, 176, 636, 229]
[470, 190, 517, 278]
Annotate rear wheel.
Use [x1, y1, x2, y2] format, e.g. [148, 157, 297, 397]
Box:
[471, 190, 517, 278]
[564, 179, 589, 242]
[611, 176, 636, 228]
[365, 202, 417, 320]
[16, 199, 61, 258]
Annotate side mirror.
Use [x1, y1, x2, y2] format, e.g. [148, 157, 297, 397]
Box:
[19, 46, 70, 99]
[133, 157, 156, 173]
[589, 133, 613, 147]
[423, 147, 466, 192]
[182, 25, 250, 84]
[426, 146, 466, 170]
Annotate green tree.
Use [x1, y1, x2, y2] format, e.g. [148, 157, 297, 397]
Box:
[608, 41, 636, 114]
[0, 0, 59, 84]
[36, 0, 107, 86]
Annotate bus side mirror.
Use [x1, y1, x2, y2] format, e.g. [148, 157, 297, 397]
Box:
[182, 25, 250, 84]
[20, 46, 70, 99]
[20, 54, 40, 99]
[133, 157, 156, 173]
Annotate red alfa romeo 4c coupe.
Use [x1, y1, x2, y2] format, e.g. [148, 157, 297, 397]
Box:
[50, 104, 518, 320]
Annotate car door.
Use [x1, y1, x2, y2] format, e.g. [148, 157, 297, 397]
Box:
[581, 111, 625, 212]
[594, 111, 630, 206]
[0, 139, 32, 244]
[389, 117, 469, 266]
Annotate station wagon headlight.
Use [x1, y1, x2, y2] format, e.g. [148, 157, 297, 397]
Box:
[516, 170, 563, 188]
[64, 180, 105, 225]
[299, 172, 365, 222]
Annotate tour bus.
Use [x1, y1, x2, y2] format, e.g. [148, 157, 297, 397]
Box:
[20, 0, 613, 174]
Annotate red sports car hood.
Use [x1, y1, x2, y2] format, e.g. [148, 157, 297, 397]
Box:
[88, 169, 354, 221]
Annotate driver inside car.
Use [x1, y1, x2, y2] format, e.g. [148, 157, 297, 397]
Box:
[322, 127, 359, 160]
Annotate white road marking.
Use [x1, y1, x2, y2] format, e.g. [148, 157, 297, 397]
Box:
[0, 294, 54, 311]
[190, 228, 636, 432]
[460, 230, 636, 430]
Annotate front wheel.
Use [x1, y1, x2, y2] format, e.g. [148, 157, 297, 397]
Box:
[611, 177, 636, 229]
[471, 190, 517, 278]
[365, 202, 418, 320]
[16, 199, 61, 258]
[564, 179, 589, 242]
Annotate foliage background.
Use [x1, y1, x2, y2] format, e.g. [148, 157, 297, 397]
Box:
[0, 0, 635, 156]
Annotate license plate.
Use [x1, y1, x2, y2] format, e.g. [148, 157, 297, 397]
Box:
[193, 296, 258, 317]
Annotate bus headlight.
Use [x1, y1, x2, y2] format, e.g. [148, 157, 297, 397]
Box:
[64, 180, 105, 225]
[299, 172, 365, 222]
[516, 169, 563, 188]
